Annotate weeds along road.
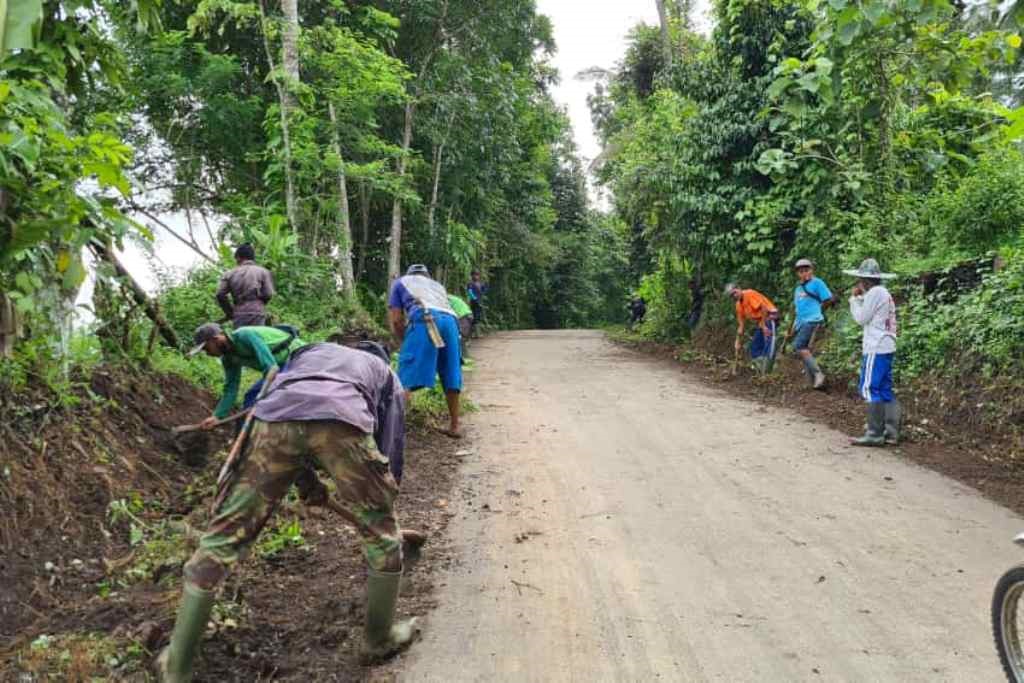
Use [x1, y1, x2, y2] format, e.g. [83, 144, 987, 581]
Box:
[400, 330, 1020, 682]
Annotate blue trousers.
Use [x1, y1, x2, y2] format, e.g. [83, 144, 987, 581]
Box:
[750, 320, 777, 359]
[859, 353, 894, 403]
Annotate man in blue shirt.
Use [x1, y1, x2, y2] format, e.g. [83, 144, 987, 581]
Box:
[787, 258, 836, 389]
[388, 265, 463, 437]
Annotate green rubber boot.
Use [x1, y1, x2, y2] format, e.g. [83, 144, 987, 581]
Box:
[156, 584, 215, 683]
[361, 566, 419, 663]
[884, 400, 902, 445]
[852, 402, 886, 447]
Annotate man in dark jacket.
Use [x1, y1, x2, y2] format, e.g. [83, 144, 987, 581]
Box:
[157, 343, 415, 682]
[628, 296, 647, 328]
[216, 244, 275, 328]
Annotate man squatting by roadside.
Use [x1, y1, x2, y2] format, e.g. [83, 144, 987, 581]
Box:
[786, 258, 836, 390]
[726, 283, 780, 374]
[845, 258, 901, 447]
[157, 342, 417, 682]
[388, 264, 464, 438]
[216, 244, 275, 329]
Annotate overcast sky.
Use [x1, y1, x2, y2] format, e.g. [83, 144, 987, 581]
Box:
[536, 0, 710, 165]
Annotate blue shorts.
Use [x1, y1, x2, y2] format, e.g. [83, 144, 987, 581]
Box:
[750, 320, 777, 359]
[398, 310, 463, 392]
[793, 322, 821, 352]
[859, 353, 894, 403]
[243, 359, 291, 409]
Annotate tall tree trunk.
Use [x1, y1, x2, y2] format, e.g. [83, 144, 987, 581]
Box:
[388, 100, 415, 281]
[427, 141, 445, 237]
[328, 101, 356, 296]
[357, 180, 370, 280]
[386, 0, 449, 281]
[280, 0, 300, 82]
[654, 0, 673, 67]
[258, 0, 300, 232]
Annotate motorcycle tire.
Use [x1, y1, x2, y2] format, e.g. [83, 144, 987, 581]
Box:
[993, 564, 1024, 682]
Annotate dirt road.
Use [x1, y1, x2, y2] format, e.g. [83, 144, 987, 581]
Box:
[398, 330, 1023, 682]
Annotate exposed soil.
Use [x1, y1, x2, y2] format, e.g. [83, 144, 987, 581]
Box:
[0, 365, 466, 681]
[610, 326, 1024, 516]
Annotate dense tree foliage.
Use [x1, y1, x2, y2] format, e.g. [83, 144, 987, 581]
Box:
[0, 0, 628, 387]
[596, 0, 1024, 379]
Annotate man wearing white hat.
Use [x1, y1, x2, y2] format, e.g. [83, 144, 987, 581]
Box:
[844, 258, 900, 447]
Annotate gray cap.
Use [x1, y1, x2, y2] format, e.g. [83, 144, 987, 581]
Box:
[406, 264, 429, 276]
[794, 258, 814, 269]
[189, 322, 223, 356]
[842, 258, 897, 280]
[724, 282, 740, 295]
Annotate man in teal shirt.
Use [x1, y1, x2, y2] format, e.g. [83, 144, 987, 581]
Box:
[189, 322, 306, 429]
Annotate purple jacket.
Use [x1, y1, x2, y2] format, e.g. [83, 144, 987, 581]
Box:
[253, 343, 405, 468]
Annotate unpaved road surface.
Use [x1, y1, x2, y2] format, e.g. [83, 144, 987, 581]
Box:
[400, 330, 1021, 682]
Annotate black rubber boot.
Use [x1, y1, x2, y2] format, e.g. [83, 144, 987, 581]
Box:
[852, 403, 886, 447]
[156, 583, 215, 683]
[361, 566, 419, 663]
[884, 400, 902, 445]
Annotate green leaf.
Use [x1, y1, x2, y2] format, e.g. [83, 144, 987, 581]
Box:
[837, 7, 862, 46]
[862, 1, 886, 25]
[1003, 112, 1024, 141]
[61, 258, 86, 290]
[2, 0, 43, 52]
[15, 271, 33, 292]
[767, 77, 791, 100]
[797, 73, 820, 94]
[13, 294, 35, 314]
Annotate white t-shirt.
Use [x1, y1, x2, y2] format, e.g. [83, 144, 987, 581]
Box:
[849, 285, 897, 354]
[389, 275, 456, 317]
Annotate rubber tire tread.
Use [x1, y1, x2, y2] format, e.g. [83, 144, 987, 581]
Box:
[992, 565, 1024, 682]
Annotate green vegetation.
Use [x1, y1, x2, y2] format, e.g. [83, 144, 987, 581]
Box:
[18, 633, 147, 679]
[256, 516, 306, 558]
[1, 0, 629, 396]
[595, 0, 1024, 384]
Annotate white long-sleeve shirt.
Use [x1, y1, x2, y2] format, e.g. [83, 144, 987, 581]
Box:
[849, 285, 897, 354]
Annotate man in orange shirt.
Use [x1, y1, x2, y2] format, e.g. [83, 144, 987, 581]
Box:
[726, 283, 780, 373]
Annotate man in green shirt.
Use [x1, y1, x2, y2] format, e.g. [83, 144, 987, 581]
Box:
[189, 322, 306, 430]
[448, 294, 473, 350]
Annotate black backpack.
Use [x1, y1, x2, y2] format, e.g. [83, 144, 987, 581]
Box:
[270, 324, 301, 354]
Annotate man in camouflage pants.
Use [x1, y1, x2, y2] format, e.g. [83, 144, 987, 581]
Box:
[157, 343, 416, 682]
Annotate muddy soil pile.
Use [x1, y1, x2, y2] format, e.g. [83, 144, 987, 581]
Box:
[612, 328, 1024, 515]
[0, 367, 466, 681]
